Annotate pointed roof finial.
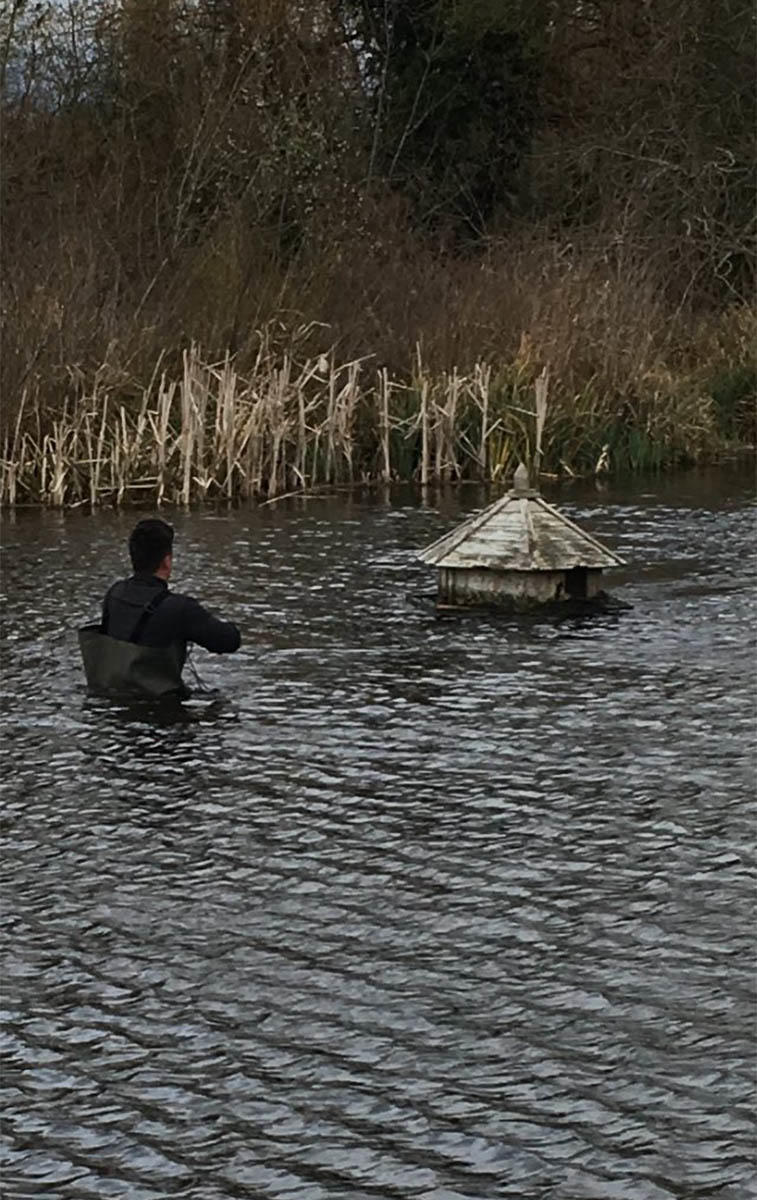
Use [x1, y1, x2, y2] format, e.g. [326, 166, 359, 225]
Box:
[513, 462, 530, 495]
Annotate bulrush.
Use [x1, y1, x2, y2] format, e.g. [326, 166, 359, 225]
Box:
[0, 326, 753, 508]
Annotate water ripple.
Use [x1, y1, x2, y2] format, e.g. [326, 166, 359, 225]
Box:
[1, 472, 755, 1199]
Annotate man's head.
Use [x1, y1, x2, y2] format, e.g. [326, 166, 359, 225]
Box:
[128, 518, 174, 578]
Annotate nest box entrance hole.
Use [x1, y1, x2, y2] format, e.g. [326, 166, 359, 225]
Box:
[565, 567, 588, 598]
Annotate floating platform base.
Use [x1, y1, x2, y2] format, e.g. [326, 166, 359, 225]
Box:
[406, 590, 632, 620]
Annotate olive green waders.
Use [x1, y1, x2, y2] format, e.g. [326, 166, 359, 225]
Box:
[78, 589, 188, 699]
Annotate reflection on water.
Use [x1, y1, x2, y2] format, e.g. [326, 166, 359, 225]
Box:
[2, 469, 756, 1199]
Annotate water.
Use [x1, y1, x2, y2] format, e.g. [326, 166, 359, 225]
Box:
[2, 469, 755, 1200]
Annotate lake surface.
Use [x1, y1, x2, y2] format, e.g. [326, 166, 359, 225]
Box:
[2, 469, 755, 1200]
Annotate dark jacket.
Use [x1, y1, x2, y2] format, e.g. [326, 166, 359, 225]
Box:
[102, 574, 241, 653]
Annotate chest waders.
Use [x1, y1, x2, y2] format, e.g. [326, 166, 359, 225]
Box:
[78, 590, 188, 699]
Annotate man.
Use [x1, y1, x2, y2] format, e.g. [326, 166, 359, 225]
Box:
[79, 518, 240, 698]
[102, 518, 241, 653]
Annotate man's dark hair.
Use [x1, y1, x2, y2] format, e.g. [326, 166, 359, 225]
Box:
[128, 518, 174, 573]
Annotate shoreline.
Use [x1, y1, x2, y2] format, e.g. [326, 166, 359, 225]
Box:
[2, 454, 753, 513]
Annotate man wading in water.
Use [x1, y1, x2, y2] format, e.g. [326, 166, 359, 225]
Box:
[79, 518, 240, 699]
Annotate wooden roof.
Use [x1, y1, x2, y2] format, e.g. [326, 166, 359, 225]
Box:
[418, 490, 624, 571]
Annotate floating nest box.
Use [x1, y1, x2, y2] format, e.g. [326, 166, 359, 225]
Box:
[418, 464, 624, 609]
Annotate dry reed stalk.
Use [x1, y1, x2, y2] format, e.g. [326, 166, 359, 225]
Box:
[438, 369, 461, 480]
[268, 355, 293, 495]
[50, 420, 66, 506]
[182, 347, 214, 499]
[1, 436, 14, 507]
[40, 433, 49, 499]
[534, 365, 549, 478]
[476, 364, 491, 478]
[83, 409, 95, 507]
[213, 353, 237, 499]
[420, 378, 430, 485]
[10, 388, 27, 468]
[3, 387, 29, 505]
[180, 348, 196, 504]
[336, 360, 361, 483]
[40, 434, 50, 499]
[289, 355, 324, 489]
[196, 354, 212, 495]
[93, 391, 109, 502]
[310, 420, 322, 487]
[450, 370, 461, 478]
[150, 374, 174, 504]
[324, 359, 336, 484]
[133, 385, 151, 479]
[17, 432, 33, 502]
[246, 389, 265, 497]
[464, 363, 496, 477]
[296, 386, 307, 486]
[411, 346, 433, 485]
[116, 406, 129, 504]
[1, 440, 8, 506]
[116, 409, 126, 499]
[433, 378, 444, 480]
[378, 368, 391, 481]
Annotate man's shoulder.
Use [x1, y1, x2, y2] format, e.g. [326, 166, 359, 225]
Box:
[160, 588, 240, 652]
[103, 577, 128, 601]
[164, 588, 204, 611]
[159, 590, 210, 627]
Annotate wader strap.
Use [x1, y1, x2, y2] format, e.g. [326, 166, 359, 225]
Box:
[129, 589, 168, 644]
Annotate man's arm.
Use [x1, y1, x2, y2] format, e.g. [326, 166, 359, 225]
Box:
[180, 596, 241, 653]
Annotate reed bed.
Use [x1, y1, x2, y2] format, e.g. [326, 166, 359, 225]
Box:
[1, 331, 753, 508]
